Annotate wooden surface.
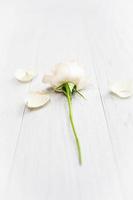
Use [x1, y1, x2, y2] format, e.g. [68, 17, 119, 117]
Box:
[0, 0, 133, 199]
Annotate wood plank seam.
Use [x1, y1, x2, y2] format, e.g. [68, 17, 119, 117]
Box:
[91, 55, 126, 200]
[5, 80, 31, 195]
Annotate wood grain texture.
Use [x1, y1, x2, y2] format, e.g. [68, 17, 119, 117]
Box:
[85, 1, 133, 199]
[0, 0, 132, 200]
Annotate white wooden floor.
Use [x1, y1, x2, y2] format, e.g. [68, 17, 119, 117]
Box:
[1, 0, 133, 199]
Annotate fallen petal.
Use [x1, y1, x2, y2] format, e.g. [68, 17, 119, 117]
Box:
[26, 91, 50, 109]
[109, 80, 133, 98]
[15, 68, 37, 82]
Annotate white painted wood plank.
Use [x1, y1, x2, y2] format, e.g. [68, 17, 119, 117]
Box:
[4, 1, 123, 200]
[85, 0, 133, 199]
[0, 2, 43, 198]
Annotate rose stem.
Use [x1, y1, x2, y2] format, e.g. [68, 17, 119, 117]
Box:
[65, 83, 82, 165]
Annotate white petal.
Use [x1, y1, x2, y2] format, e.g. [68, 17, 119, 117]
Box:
[15, 68, 37, 82]
[26, 92, 50, 109]
[42, 74, 54, 85]
[109, 80, 133, 98]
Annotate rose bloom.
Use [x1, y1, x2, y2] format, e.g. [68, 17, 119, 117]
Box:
[42, 61, 88, 90]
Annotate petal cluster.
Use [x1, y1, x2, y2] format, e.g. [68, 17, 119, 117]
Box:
[42, 61, 88, 90]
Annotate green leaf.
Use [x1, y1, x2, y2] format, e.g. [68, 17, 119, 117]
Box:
[76, 90, 86, 99]
[68, 83, 75, 93]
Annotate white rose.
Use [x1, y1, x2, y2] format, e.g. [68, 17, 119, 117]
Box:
[42, 61, 88, 90]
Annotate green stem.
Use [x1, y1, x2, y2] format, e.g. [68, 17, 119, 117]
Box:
[65, 83, 82, 165]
